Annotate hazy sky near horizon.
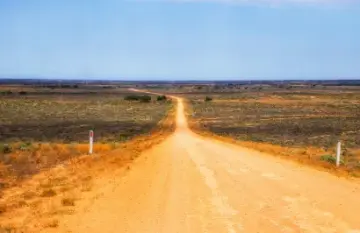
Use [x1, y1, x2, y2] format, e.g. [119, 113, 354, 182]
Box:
[0, 0, 359, 79]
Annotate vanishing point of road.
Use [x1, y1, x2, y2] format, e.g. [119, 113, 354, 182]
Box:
[60, 96, 360, 233]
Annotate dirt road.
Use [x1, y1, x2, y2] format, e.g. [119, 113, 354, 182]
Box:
[59, 97, 360, 233]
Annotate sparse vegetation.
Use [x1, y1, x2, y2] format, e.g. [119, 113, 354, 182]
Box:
[43, 219, 59, 228]
[189, 91, 360, 150]
[0, 90, 12, 95]
[124, 94, 152, 102]
[185, 89, 360, 174]
[0, 86, 172, 188]
[157, 95, 167, 101]
[0, 93, 169, 143]
[145, 85, 360, 175]
[0, 86, 176, 231]
[320, 155, 338, 164]
[205, 96, 212, 102]
[0, 144, 12, 154]
[61, 197, 76, 206]
[41, 189, 57, 197]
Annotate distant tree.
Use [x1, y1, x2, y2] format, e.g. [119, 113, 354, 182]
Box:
[140, 95, 151, 103]
[205, 96, 213, 102]
[157, 95, 167, 101]
[124, 95, 140, 101]
[124, 95, 151, 103]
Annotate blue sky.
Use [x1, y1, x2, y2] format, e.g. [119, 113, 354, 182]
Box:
[0, 0, 359, 80]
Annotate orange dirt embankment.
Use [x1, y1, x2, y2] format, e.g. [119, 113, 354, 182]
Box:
[184, 100, 360, 178]
[0, 105, 175, 232]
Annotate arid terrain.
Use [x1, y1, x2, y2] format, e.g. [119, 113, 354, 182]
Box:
[0, 84, 174, 227]
[144, 83, 360, 176]
[1, 82, 360, 232]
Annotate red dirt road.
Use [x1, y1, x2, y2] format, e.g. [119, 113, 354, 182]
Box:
[57, 97, 360, 233]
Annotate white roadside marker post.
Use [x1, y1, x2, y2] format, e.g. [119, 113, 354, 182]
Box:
[336, 141, 341, 167]
[89, 130, 94, 155]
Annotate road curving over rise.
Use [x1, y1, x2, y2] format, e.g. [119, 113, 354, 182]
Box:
[59, 96, 360, 233]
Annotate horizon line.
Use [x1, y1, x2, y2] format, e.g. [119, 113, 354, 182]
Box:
[1, 77, 360, 81]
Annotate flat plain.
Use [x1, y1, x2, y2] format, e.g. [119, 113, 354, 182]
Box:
[0, 85, 172, 183]
[145, 84, 360, 176]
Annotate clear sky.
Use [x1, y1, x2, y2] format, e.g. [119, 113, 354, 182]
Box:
[0, 0, 359, 80]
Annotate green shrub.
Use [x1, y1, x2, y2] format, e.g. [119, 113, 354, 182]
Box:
[1, 90, 12, 95]
[1, 144, 12, 154]
[320, 154, 344, 165]
[124, 95, 139, 101]
[157, 95, 167, 101]
[124, 95, 151, 102]
[320, 155, 336, 164]
[139, 95, 151, 103]
[18, 142, 32, 151]
[205, 96, 213, 102]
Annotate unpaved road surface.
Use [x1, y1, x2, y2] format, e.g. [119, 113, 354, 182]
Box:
[59, 97, 360, 233]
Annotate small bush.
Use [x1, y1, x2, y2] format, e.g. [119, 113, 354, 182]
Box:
[124, 95, 151, 102]
[44, 219, 59, 228]
[320, 155, 336, 164]
[1, 90, 12, 95]
[41, 189, 57, 197]
[320, 154, 344, 165]
[62, 197, 75, 206]
[139, 95, 151, 103]
[205, 96, 213, 102]
[19, 91, 27, 95]
[124, 95, 138, 101]
[18, 142, 32, 151]
[157, 95, 167, 101]
[1, 144, 12, 154]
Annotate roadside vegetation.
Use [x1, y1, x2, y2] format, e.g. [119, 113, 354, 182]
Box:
[185, 89, 360, 176]
[0, 86, 172, 187]
[0, 84, 175, 231]
[142, 83, 360, 176]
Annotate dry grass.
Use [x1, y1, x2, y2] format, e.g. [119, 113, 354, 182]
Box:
[0, 102, 176, 232]
[0, 92, 171, 143]
[0, 87, 173, 191]
[181, 88, 360, 177]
